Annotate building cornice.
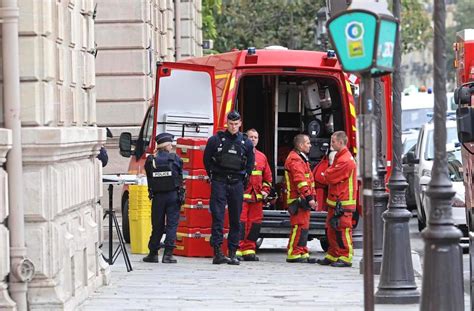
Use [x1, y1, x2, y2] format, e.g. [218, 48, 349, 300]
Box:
[22, 127, 106, 164]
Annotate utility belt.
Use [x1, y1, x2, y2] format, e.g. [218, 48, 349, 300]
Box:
[287, 198, 311, 216]
[329, 200, 354, 229]
[211, 173, 244, 184]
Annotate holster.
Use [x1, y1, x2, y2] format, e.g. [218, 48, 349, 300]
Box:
[334, 200, 344, 217]
[177, 187, 185, 205]
[288, 200, 299, 216]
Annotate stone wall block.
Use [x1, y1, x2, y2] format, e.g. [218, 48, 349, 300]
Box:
[0, 170, 9, 222]
[19, 0, 54, 36]
[181, 19, 194, 38]
[56, 1, 65, 42]
[23, 167, 47, 221]
[25, 223, 49, 278]
[96, 76, 149, 102]
[95, 23, 149, 50]
[19, 36, 55, 82]
[84, 53, 95, 89]
[96, 101, 148, 126]
[95, 50, 149, 76]
[95, 0, 146, 23]
[0, 226, 10, 283]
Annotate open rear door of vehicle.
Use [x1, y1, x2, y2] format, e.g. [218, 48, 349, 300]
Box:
[152, 62, 217, 147]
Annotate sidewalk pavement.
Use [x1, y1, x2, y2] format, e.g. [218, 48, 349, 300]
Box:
[79, 238, 468, 311]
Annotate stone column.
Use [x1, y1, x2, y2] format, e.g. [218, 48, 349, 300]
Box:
[0, 130, 15, 310]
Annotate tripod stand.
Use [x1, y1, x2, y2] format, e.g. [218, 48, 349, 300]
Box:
[102, 176, 136, 272]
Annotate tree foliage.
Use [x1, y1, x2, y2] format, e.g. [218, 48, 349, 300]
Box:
[213, 0, 324, 53]
[202, 0, 222, 41]
[400, 0, 432, 54]
[203, 0, 432, 55]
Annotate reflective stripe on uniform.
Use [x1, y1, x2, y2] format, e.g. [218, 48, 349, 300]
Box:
[243, 193, 263, 199]
[326, 171, 355, 207]
[263, 181, 271, 187]
[324, 253, 338, 262]
[236, 250, 243, 257]
[251, 170, 262, 175]
[285, 171, 296, 204]
[304, 173, 310, 178]
[287, 225, 300, 259]
[241, 249, 256, 256]
[297, 181, 308, 189]
[338, 228, 353, 263]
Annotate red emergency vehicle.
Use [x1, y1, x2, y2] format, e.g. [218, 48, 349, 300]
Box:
[453, 29, 474, 232]
[119, 47, 394, 247]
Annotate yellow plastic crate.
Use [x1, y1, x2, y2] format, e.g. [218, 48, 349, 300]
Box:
[130, 216, 152, 254]
[129, 185, 152, 254]
[129, 185, 152, 210]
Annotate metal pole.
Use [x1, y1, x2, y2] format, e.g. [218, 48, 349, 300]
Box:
[420, 0, 464, 309]
[375, 0, 419, 303]
[360, 78, 388, 275]
[359, 73, 374, 311]
[174, 0, 181, 60]
[2, 0, 33, 309]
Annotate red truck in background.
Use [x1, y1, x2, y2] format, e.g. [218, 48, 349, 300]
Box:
[118, 47, 394, 248]
[454, 30, 474, 236]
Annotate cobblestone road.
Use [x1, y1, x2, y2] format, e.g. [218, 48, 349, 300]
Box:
[78, 238, 443, 311]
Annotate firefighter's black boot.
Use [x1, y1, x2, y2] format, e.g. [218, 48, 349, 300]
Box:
[143, 250, 159, 263]
[212, 245, 230, 264]
[228, 249, 240, 265]
[162, 248, 177, 264]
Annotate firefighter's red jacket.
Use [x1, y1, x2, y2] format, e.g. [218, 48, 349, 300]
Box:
[284, 150, 316, 204]
[312, 156, 329, 211]
[322, 147, 357, 210]
[244, 149, 272, 202]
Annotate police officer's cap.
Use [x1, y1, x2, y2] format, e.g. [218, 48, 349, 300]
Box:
[155, 132, 174, 149]
[227, 110, 241, 121]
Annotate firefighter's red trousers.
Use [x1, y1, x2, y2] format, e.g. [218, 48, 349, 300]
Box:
[287, 208, 310, 259]
[325, 207, 353, 264]
[238, 201, 263, 255]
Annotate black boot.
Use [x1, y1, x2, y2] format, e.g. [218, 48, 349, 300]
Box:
[162, 248, 177, 264]
[143, 250, 159, 263]
[212, 245, 230, 264]
[228, 249, 240, 265]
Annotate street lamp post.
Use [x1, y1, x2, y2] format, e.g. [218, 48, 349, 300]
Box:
[373, 78, 389, 274]
[327, 1, 398, 309]
[420, 0, 464, 309]
[358, 78, 388, 276]
[374, 0, 420, 304]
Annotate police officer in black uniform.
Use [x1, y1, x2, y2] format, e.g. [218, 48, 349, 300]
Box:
[143, 133, 184, 264]
[204, 111, 255, 265]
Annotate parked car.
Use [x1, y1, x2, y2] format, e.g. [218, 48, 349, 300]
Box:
[404, 120, 467, 233]
[402, 128, 420, 210]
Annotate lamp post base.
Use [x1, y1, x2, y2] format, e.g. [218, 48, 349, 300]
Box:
[375, 288, 420, 304]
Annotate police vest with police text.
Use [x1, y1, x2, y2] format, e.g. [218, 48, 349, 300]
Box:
[148, 154, 182, 193]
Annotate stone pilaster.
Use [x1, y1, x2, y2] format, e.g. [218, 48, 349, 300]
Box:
[22, 127, 107, 310]
[0, 130, 15, 310]
[14, 0, 109, 309]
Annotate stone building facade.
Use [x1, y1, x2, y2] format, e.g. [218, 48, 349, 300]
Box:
[95, 0, 203, 177]
[0, 0, 202, 310]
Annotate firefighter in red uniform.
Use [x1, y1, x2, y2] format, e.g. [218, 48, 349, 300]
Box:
[316, 131, 357, 267]
[237, 129, 272, 261]
[284, 134, 318, 263]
